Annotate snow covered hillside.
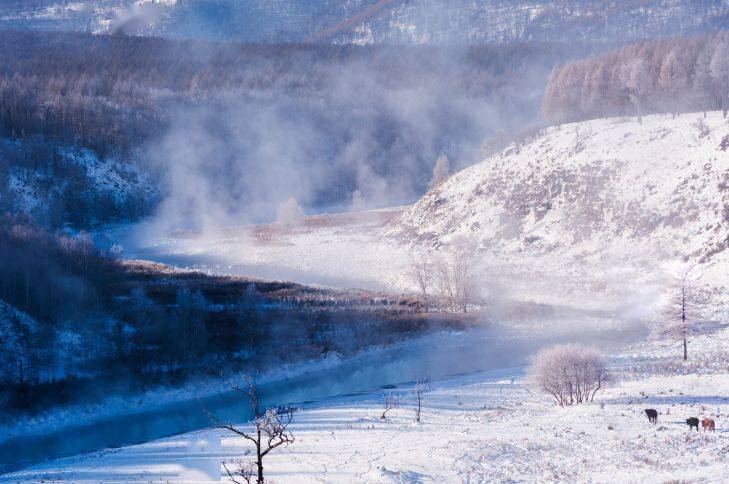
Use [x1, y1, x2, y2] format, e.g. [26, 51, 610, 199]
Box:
[1, 139, 155, 226]
[392, 112, 729, 308]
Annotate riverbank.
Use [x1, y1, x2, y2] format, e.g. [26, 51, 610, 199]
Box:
[7, 322, 728, 482]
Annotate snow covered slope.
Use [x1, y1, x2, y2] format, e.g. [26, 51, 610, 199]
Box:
[1, 140, 155, 226]
[392, 112, 729, 306]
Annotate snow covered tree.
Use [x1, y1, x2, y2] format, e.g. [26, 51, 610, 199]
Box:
[414, 377, 430, 423]
[428, 154, 450, 190]
[409, 254, 434, 312]
[275, 197, 305, 226]
[528, 344, 608, 406]
[657, 269, 708, 362]
[207, 377, 295, 484]
[380, 391, 398, 419]
[623, 57, 652, 124]
[710, 40, 729, 117]
[435, 239, 478, 313]
[694, 44, 716, 117]
[658, 48, 690, 117]
[350, 189, 365, 212]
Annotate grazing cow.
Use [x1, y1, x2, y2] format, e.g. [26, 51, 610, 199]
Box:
[702, 418, 715, 432]
[645, 409, 658, 423]
[686, 417, 700, 430]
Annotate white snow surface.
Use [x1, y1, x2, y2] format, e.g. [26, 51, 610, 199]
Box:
[6, 323, 729, 482]
[392, 112, 729, 309]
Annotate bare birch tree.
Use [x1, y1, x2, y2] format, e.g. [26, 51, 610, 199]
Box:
[435, 240, 477, 313]
[207, 377, 295, 484]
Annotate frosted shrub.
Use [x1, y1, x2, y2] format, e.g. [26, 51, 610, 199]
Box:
[528, 344, 608, 406]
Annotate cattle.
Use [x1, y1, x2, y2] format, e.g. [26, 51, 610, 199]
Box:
[686, 417, 700, 430]
[644, 409, 658, 423]
[702, 418, 715, 432]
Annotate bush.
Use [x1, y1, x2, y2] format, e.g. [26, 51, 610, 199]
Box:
[528, 344, 608, 406]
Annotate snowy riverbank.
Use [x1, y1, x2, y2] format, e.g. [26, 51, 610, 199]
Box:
[5, 320, 727, 482]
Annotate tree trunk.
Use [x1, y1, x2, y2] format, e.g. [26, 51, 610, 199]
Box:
[256, 429, 264, 483]
[683, 336, 687, 362]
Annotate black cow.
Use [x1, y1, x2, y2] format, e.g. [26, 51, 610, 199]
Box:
[645, 409, 658, 423]
[686, 417, 700, 430]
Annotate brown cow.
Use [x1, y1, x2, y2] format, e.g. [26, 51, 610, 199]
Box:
[702, 418, 715, 432]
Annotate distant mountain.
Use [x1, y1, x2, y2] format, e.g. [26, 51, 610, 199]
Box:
[1, 0, 728, 44]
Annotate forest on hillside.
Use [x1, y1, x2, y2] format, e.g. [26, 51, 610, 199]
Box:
[542, 31, 729, 123]
[0, 30, 597, 228]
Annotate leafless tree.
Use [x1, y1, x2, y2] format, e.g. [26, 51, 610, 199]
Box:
[528, 344, 608, 406]
[624, 57, 652, 124]
[710, 39, 729, 118]
[222, 459, 255, 484]
[414, 377, 430, 423]
[428, 154, 451, 190]
[207, 377, 295, 484]
[380, 391, 399, 419]
[435, 241, 477, 313]
[657, 269, 709, 362]
[409, 254, 434, 312]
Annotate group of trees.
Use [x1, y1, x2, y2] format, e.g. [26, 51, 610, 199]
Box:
[528, 267, 711, 406]
[0, 217, 466, 415]
[0, 30, 598, 229]
[409, 241, 478, 313]
[0, 136, 152, 228]
[542, 30, 729, 124]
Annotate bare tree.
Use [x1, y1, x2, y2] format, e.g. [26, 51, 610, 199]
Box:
[409, 254, 434, 312]
[694, 44, 715, 118]
[710, 40, 729, 118]
[435, 240, 477, 313]
[658, 48, 689, 118]
[428, 154, 451, 190]
[222, 459, 255, 484]
[657, 269, 708, 362]
[350, 189, 366, 212]
[414, 377, 430, 423]
[207, 377, 295, 484]
[623, 57, 651, 124]
[380, 391, 399, 419]
[528, 344, 608, 407]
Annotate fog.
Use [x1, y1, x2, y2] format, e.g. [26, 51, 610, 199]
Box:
[139, 43, 578, 235]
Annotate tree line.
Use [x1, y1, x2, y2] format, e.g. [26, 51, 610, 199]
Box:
[542, 30, 729, 124]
